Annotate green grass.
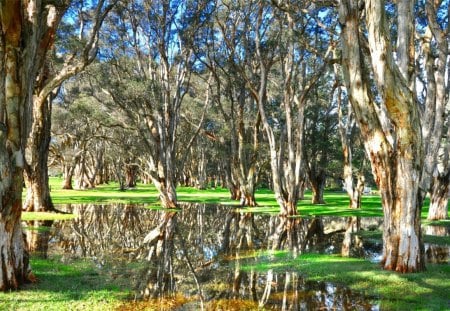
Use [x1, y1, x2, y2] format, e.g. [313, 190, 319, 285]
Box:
[36, 177, 446, 221]
[0, 257, 132, 311]
[47, 178, 160, 205]
[241, 252, 450, 310]
[22, 212, 76, 221]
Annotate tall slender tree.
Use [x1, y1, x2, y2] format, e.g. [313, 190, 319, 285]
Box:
[422, 0, 449, 220]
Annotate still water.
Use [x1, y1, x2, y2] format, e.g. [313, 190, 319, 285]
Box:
[23, 203, 449, 310]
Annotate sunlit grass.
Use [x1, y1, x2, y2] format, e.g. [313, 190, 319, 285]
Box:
[241, 252, 450, 310]
[21, 212, 76, 221]
[40, 177, 446, 220]
[0, 257, 131, 311]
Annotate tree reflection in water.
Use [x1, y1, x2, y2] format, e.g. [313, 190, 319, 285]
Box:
[425, 225, 450, 264]
[24, 220, 54, 258]
[23, 203, 450, 309]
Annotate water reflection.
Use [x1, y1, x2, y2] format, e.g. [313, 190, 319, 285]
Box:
[425, 225, 450, 264]
[22, 203, 449, 309]
[24, 220, 54, 258]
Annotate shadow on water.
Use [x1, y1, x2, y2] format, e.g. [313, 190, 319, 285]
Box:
[22, 203, 450, 310]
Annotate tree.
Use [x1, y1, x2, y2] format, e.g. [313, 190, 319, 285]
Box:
[303, 74, 340, 205]
[96, 0, 210, 208]
[336, 87, 366, 209]
[23, 0, 116, 212]
[0, 0, 72, 290]
[338, 0, 425, 272]
[256, 2, 334, 215]
[198, 0, 264, 205]
[421, 0, 449, 220]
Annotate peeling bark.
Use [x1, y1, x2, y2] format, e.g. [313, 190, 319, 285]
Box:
[338, 0, 425, 272]
[0, 0, 30, 289]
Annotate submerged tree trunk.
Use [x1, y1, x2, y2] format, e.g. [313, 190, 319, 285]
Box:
[341, 216, 360, 257]
[24, 220, 54, 258]
[339, 0, 425, 272]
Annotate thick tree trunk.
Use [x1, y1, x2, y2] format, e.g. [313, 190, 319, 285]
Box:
[339, 0, 425, 272]
[0, 1, 32, 288]
[125, 163, 138, 188]
[24, 172, 53, 212]
[240, 184, 257, 207]
[229, 183, 241, 201]
[0, 132, 30, 290]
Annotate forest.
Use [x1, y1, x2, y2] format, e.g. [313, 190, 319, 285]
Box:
[0, 0, 449, 309]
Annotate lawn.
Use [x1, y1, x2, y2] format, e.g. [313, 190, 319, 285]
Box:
[41, 177, 441, 219]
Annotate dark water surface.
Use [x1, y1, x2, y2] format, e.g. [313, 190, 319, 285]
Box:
[23, 203, 449, 310]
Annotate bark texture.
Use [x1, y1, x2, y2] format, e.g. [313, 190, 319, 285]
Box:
[0, 0, 32, 290]
[338, 0, 425, 272]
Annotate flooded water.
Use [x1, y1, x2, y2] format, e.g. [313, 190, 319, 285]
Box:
[22, 203, 450, 310]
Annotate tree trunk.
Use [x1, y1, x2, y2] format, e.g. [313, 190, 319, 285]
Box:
[350, 173, 365, 209]
[0, 130, 30, 291]
[309, 168, 326, 204]
[428, 173, 449, 220]
[240, 184, 257, 207]
[125, 162, 138, 188]
[24, 172, 53, 212]
[24, 96, 53, 211]
[336, 82, 364, 209]
[0, 1, 32, 288]
[341, 216, 360, 257]
[339, 0, 425, 272]
[62, 165, 74, 190]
